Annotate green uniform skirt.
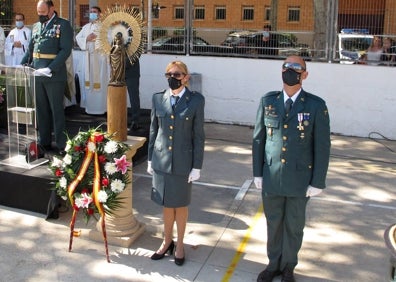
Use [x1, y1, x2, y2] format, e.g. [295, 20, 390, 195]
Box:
[151, 170, 192, 208]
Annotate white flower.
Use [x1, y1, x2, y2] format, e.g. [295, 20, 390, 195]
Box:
[97, 190, 108, 203]
[65, 143, 71, 152]
[104, 140, 118, 154]
[63, 154, 72, 165]
[59, 176, 67, 188]
[110, 179, 125, 193]
[74, 197, 84, 208]
[104, 162, 117, 175]
[87, 141, 96, 152]
[61, 195, 67, 201]
[51, 156, 63, 168]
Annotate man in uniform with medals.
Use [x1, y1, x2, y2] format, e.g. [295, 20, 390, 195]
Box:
[21, 0, 73, 155]
[253, 55, 331, 282]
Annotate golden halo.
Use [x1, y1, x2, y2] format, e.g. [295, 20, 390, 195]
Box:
[96, 6, 145, 64]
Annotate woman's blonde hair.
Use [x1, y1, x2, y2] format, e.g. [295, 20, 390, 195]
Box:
[165, 61, 189, 74]
[165, 61, 190, 85]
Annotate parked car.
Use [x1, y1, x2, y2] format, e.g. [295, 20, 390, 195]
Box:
[221, 31, 312, 58]
[149, 35, 230, 55]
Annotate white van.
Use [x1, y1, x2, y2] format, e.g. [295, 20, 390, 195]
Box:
[338, 29, 373, 64]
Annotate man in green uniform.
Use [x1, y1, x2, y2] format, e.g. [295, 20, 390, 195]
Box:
[252, 55, 330, 282]
[21, 0, 73, 154]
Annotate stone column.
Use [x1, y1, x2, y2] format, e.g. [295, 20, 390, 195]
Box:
[89, 136, 146, 247]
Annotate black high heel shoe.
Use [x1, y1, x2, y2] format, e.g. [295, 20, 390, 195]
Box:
[151, 240, 175, 260]
[174, 249, 185, 266]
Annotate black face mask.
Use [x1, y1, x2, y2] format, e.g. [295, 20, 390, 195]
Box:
[168, 77, 182, 90]
[39, 15, 50, 24]
[282, 69, 301, 86]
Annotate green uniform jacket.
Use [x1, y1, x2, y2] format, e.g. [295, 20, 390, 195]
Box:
[252, 90, 330, 197]
[148, 88, 205, 176]
[21, 15, 72, 81]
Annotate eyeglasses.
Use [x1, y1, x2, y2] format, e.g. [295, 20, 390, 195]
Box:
[282, 62, 306, 72]
[165, 72, 185, 79]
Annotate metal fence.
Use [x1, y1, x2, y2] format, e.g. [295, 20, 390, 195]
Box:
[144, 0, 396, 66]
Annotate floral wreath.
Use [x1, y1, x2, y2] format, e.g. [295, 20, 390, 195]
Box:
[49, 128, 131, 262]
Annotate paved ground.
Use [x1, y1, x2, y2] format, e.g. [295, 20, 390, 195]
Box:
[1, 123, 395, 282]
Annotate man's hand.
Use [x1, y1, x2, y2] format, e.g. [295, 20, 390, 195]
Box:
[86, 33, 97, 42]
[14, 41, 22, 48]
[188, 169, 200, 183]
[306, 185, 323, 197]
[254, 177, 262, 189]
[35, 67, 52, 77]
[147, 161, 153, 175]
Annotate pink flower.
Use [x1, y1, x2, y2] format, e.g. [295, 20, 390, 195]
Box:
[77, 192, 93, 208]
[114, 155, 131, 174]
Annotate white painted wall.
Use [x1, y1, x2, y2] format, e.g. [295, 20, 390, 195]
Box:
[139, 54, 396, 140]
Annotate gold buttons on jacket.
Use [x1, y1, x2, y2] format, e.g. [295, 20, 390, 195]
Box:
[282, 147, 286, 152]
[169, 136, 173, 140]
[281, 159, 286, 164]
[169, 125, 173, 130]
[168, 146, 172, 150]
[170, 115, 174, 119]
[282, 136, 287, 141]
[284, 124, 288, 129]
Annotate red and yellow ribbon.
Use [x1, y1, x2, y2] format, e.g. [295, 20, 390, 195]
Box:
[67, 133, 110, 262]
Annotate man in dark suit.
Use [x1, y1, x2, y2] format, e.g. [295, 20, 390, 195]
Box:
[125, 57, 141, 131]
[252, 55, 330, 282]
[21, 0, 73, 154]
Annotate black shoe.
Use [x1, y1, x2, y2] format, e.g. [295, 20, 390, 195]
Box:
[174, 256, 185, 266]
[281, 268, 296, 282]
[128, 122, 141, 132]
[42, 145, 52, 152]
[257, 268, 282, 282]
[56, 148, 66, 156]
[174, 249, 185, 266]
[151, 240, 175, 260]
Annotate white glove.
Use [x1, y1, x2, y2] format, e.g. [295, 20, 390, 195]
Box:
[254, 177, 262, 189]
[35, 67, 52, 77]
[147, 161, 153, 175]
[306, 185, 323, 197]
[188, 168, 200, 183]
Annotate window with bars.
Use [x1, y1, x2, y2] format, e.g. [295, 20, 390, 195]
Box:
[265, 6, 271, 21]
[79, 4, 90, 27]
[175, 6, 184, 20]
[0, 0, 13, 28]
[215, 6, 226, 20]
[288, 6, 300, 22]
[195, 6, 205, 20]
[242, 6, 254, 21]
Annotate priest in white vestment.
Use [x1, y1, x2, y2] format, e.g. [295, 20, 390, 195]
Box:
[75, 6, 109, 115]
[4, 13, 31, 66]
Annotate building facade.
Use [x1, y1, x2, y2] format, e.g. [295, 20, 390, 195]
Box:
[7, 0, 396, 35]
